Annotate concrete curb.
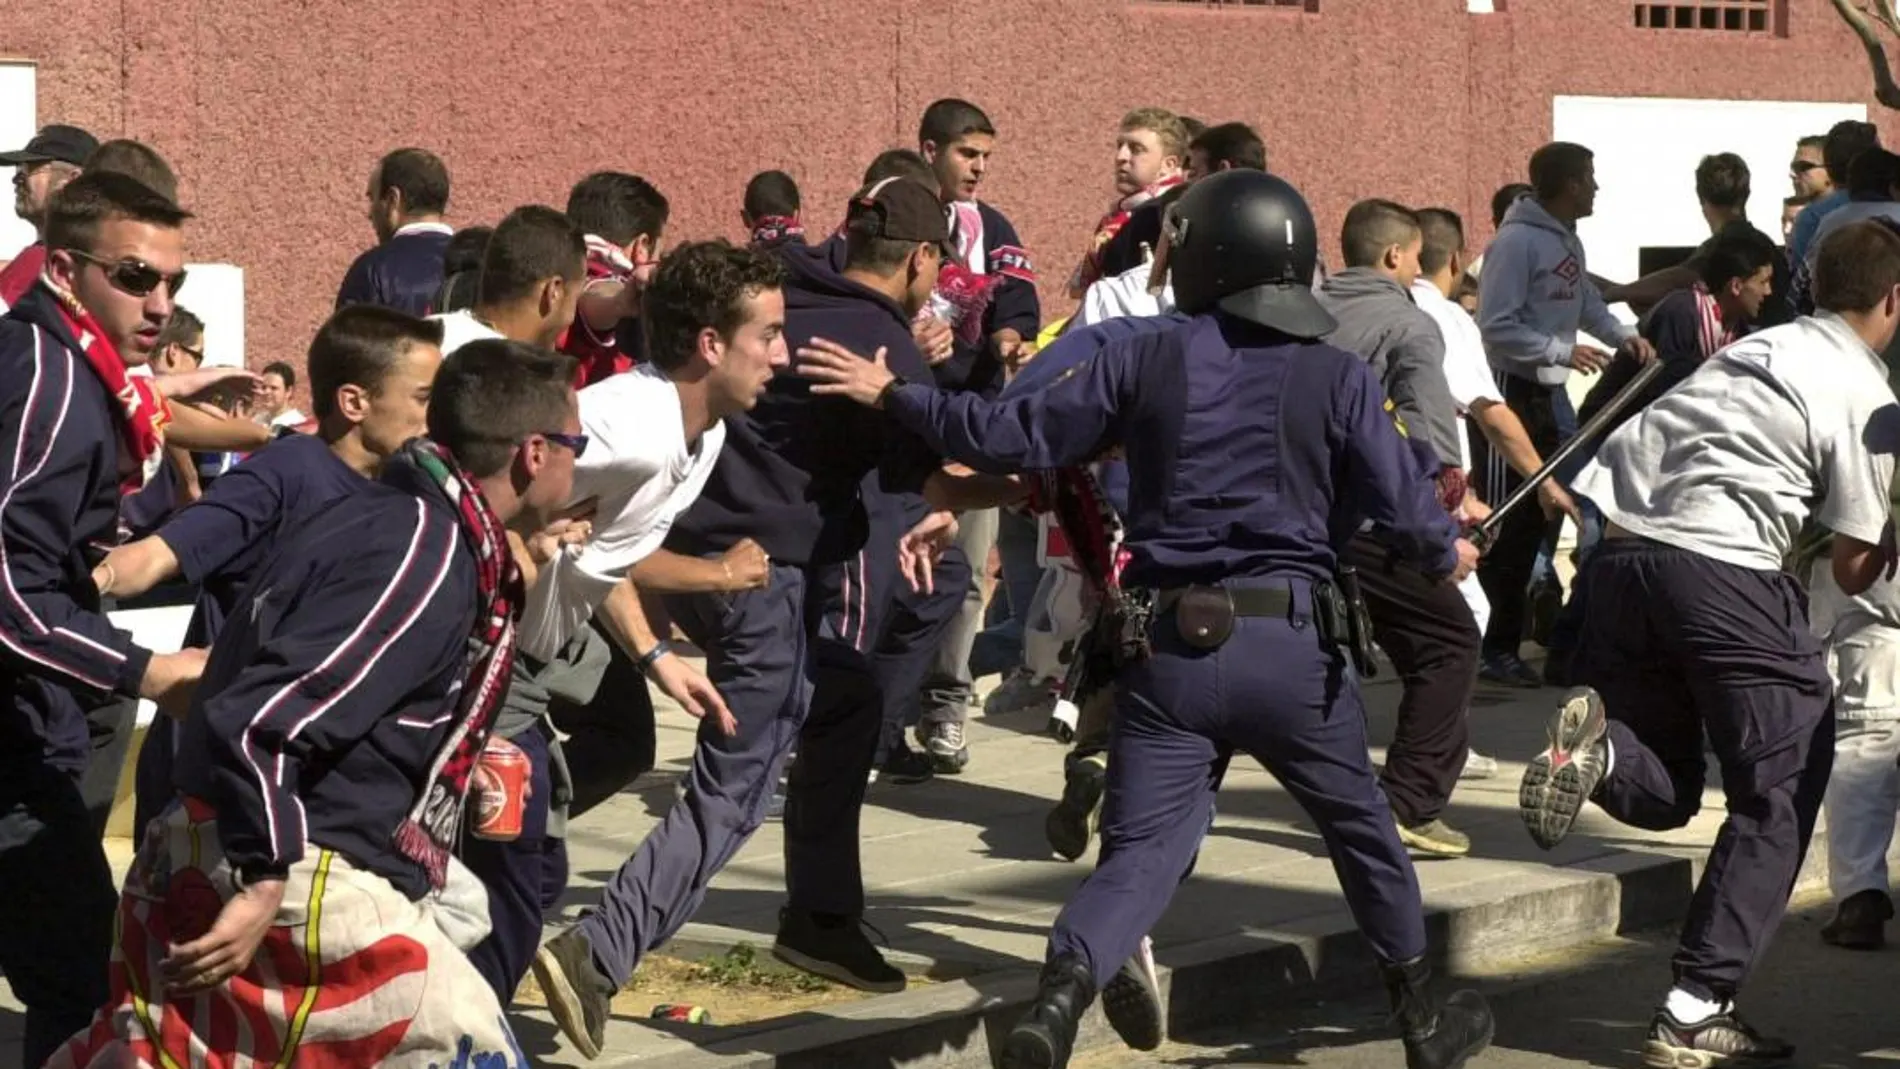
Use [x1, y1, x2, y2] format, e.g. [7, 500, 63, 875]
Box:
[589, 833, 1882, 1069]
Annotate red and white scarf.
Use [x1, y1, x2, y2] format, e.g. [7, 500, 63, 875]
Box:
[388, 438, 523, 890]
[35, 276, 172, 493]
[583, 233, 635, 285]
[1067, 175, 1187, 297]
[1689, 281, 1739, 359]
[749, 215, 805, 247]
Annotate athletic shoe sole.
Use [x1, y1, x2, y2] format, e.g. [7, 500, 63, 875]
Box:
[771, 942, 907, 994]
[1639, 1039, 1792, 1069]
[1100, 937, 1164, 1051]
[531, 942, 603, 1060]
[1519, 686, 1608, 850]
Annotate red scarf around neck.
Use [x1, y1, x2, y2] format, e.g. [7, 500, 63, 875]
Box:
[40, 278, 171, 491]
[1068, 174, 1187, 297]
[388, 438, 523, 890]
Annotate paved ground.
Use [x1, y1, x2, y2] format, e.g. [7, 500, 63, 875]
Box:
[1068, 901, 1895, 1069]
[0, 657, 1838, 1068]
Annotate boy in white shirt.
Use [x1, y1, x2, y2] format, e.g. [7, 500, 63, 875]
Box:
[1411, 208, 1577, 778]
[454, 240, 786, 1001]
[1521, 221, 1900, 1064]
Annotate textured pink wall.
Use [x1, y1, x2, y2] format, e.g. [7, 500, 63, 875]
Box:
[2, 0, 1891, 379]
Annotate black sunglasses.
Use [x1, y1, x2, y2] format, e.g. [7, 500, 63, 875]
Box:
[1790, 160, 1825, 175]
[538, 431, 589, 458]
[65, 249, 187, 298]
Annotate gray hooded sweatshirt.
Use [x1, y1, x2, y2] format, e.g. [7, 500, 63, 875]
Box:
[1478, 195, 1633, 388]
[1317, 267, 1463, 468]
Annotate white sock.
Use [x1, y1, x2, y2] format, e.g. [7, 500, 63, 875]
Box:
[1663, 987, 1723, 1023]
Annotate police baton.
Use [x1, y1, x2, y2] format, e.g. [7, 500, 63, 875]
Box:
[1470, 357, 1666, 554]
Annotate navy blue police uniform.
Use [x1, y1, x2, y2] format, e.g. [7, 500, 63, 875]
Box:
[823, 171, 1497, 1069]
[883, 311, 1454, 980]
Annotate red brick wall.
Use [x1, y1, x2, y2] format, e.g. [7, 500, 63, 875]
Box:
[1, 0, 1889, 375]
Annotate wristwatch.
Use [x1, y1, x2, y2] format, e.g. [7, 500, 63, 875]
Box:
[875, 378, 905, 410]
[637, 639, 674, 676]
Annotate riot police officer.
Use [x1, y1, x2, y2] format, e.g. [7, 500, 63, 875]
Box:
[797, 170, 1496, 1069]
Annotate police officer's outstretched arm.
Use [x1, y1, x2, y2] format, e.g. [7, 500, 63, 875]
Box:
[797, 335, 1129, 473]
[1334, 358, 1474, 581]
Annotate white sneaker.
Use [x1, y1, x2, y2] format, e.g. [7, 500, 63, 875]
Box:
[1461, 749, 1500, 780]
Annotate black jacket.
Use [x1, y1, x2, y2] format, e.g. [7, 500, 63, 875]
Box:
[670, 239, 939, 566]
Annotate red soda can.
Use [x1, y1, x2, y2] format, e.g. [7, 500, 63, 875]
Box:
[651, 1004, 711, 1025]
[472, 735, 528, 841]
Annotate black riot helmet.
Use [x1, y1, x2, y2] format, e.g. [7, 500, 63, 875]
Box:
[1160, 169, 1336, 339]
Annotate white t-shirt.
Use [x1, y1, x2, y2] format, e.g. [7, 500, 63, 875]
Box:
[515, 366, 727, 662]
[1572, 312, 1896, 572]
[430, 309, 505, 356]
[1076, 259, 1174, 328]
[1412, 279, 1500, 470]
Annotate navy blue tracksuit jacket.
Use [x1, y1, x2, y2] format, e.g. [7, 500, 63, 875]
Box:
[0, 286, 154, 779]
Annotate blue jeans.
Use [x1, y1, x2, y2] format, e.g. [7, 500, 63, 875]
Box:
[971, 509, 1042, 677]
[1529, 389, 1581, 589]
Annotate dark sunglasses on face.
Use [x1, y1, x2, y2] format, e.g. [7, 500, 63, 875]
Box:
[1791, 160, 1825, 175]
[65, 249, 188, 298]
[538, 431, 589, 458]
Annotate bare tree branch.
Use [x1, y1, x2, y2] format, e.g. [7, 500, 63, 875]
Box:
[1875, 0, 1900, 40]
[1832, 0, 1900, 110]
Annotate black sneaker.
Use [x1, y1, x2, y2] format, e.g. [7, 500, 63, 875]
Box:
[531, 928, 614, 1060]
[1821, 888, 1894, 950]
[876, 746, 936, 785]
[1642, 1007, 1794, 1068]
[772, 908, 907, 993]
[1100, 936, 1164, 1051]
[1520, 686, 1610, 850]
[1046, 753, 1107, 862]
[1480, 651, 1544, 688]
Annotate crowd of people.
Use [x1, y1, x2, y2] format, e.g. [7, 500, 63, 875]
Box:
[0, 98, 1895, 1069]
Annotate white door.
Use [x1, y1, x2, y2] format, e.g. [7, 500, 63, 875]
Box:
[1552, 94, 1868, 285]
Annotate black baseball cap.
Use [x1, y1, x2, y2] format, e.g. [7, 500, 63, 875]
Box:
[0, 124, 99, 168]
[846, 176, 950, 248]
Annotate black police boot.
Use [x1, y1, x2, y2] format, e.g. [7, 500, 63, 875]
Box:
[1000, 954, 1096, 1069]
[1380, 956, 1494, 1069]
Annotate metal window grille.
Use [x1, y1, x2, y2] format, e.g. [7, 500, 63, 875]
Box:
[1632, 0, 1788, 36]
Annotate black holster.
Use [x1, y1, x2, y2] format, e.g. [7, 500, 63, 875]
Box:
[1110, 587, 1156, 666]
[1328, 566, 1380, 679]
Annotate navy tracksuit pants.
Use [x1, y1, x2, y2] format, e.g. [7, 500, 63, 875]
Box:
[574, 557, 889, 988]
[1575, 537, 1834, 1002]
[1047, 576, 1427, 988]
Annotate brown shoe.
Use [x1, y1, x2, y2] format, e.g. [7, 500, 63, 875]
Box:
[1821, 889, 1893, 950]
